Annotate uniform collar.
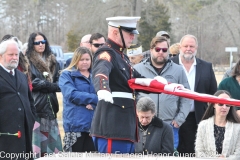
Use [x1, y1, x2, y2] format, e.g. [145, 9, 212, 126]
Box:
[106, 38, 124, 53]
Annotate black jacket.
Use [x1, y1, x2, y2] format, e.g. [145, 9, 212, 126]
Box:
[135, 117, 174, 155]
[90, 39, 142, 142]
[29, 52, 60, 120]
[0, 67, 35, 159]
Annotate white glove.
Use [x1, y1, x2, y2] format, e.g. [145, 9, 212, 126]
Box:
[97, 90, 113, 104]
[154, 76, 168, 85]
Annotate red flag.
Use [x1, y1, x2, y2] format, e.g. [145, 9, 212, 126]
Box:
[128, 78, 240, 107]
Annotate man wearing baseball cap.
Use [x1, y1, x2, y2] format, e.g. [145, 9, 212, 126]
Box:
[156, 31, 170, 45]
[156, 31, 170, 39]
[90, 16, 144, 153]
[126, 44, 143, 65]
[142, 31, 171, 61]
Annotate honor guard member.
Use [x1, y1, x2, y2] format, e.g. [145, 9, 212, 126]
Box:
[127, 44, 143, 65]
[90, 16, 144, 153]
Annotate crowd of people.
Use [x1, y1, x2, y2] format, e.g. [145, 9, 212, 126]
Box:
[0, 16, 240, 159]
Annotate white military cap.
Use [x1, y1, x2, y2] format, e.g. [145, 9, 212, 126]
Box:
[127, 44, 142, 57]
[106, 16, 141, 34]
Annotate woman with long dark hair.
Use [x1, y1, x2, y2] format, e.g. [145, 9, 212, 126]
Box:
[26, 32, 62, 157]
[195, 90, 240, 158]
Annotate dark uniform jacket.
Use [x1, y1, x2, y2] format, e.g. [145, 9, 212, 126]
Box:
[0, 66, 35, 159]
[90, 39, 142, 142]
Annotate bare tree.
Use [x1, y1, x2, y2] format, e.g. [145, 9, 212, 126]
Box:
[0, 0, 239, 67]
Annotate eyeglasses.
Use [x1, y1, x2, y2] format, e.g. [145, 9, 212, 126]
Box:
[33, 40, 47, 45]
[154, 47, 168, 53]
[92, 43, 104, 48]
[169, 54, 177, 57]
[217, 103, 231, 107]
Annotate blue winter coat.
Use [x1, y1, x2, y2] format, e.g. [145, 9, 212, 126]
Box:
[59, 69, 98, 132]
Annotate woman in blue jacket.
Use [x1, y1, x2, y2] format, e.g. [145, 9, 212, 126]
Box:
[59, 47, 98, 152]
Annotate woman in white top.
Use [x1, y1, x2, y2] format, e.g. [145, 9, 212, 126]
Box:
[195, 90, 240, 158]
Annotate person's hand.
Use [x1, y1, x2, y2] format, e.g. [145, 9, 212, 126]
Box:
[154, 76, 168, 84]
[97, 90, 113, 104]
[86, 104, 93, 110]
[172, 120, 179, 128]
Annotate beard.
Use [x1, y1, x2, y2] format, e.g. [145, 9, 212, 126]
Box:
[180, 50, 197, 62]
[151, 55, 168, 65]
[5, 60, 19, 70]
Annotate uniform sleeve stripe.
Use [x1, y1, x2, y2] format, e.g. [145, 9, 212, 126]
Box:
[95, 74, 108, 79]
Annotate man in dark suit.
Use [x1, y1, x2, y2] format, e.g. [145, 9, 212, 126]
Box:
[171, 34, 217, 155]
[0, 39, 36, 159]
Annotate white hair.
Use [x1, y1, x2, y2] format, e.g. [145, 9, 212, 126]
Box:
[136, 97, 156, 114]
[81, 34, 91, 43]
[9, 37, 23, 52]
[0, 39, 20, 55]
[180, 34, 198, 47]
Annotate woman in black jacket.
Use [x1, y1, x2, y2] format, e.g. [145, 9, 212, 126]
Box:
[26, 32, 62, 157]
[135, 97, 174, 155]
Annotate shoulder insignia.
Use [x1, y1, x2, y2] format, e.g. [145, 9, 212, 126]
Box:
[99, 51, 111, 62]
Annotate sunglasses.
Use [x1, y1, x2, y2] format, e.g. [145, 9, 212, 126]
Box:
[218, 103, 231, 107]
[154, 47, 168, 53]
[33, 40, 47, 45]
[169, 54, 177, 57]
[92, 43, 104, 48]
